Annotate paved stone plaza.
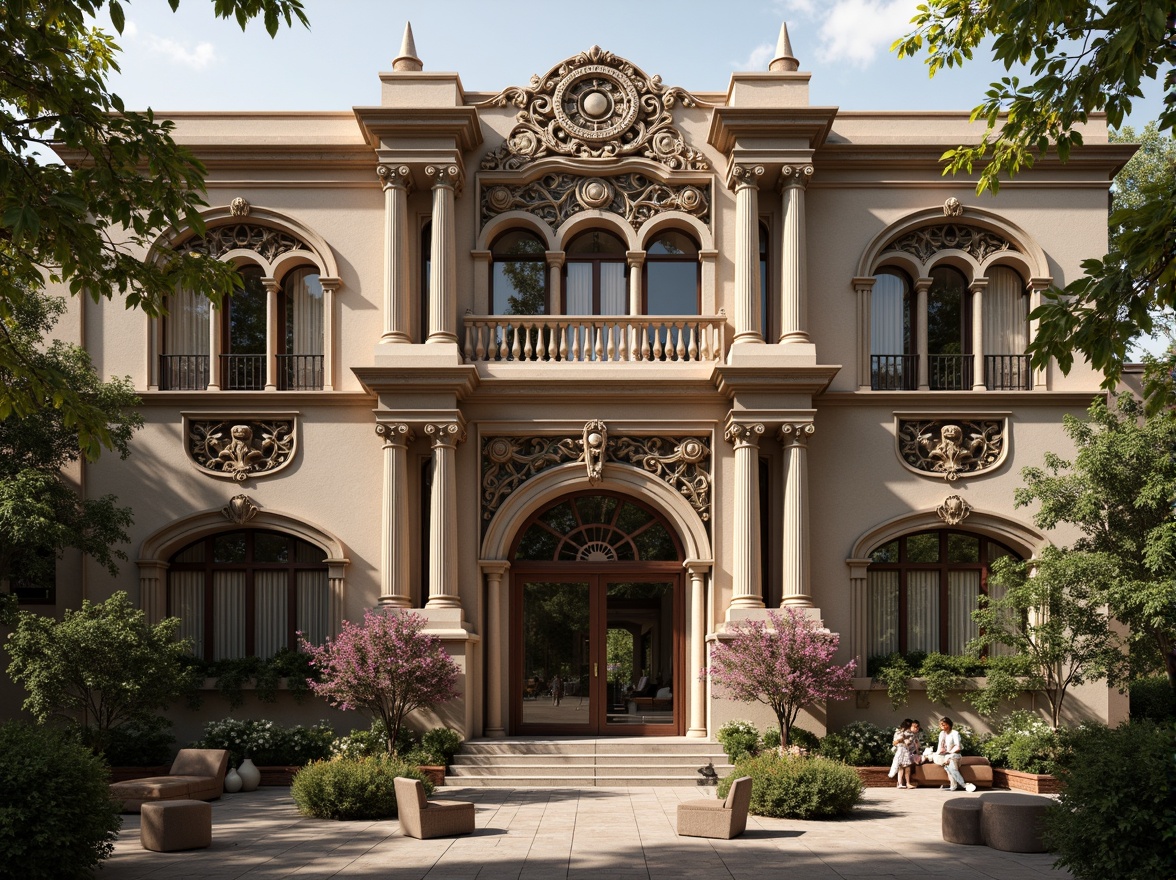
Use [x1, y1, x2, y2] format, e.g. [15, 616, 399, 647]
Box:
[101, 785, 1067, 880]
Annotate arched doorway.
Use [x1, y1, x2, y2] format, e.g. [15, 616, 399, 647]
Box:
[509, 491, 685, 735]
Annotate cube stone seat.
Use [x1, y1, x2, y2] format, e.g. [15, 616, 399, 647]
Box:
[140, 799, 212, 852]
[110, 748, 229, 813]
[979, 792, 1053, 853]
[393, 777, 476, 839]
[941, 797, 984, 845]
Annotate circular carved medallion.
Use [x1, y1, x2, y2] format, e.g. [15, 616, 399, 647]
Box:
[553, 65, 639, 142]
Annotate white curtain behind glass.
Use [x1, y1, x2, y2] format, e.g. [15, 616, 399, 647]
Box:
[213, 571, 246, 661]
[600, 263, 626, 315]
[287, 268, 324, 355]
[868, 571, 899, 657]
[947, 570, 981, 654]
[906, 570, 940, 653]
[566, 264, 592, 315]
[982, 267, 1027, 354]
[169, 571, 205, 659]
[254, 570, 288, 660]
[296, 571, 330, 646]
[870, 273, 907, 355]
[165, 287, 210, 355]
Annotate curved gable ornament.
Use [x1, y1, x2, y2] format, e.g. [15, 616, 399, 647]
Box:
[895, 416, 1008, 481]
[479, 46, 710, 172]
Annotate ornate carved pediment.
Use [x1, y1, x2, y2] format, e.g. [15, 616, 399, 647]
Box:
[479, 46, 710, 172]
[481, 429, 711, 532]
[482, 172, 709, 231]
[175, 224, 309, 262]
[883, 223, 1017, 264]
[185, 416, 297, 481]
[896, 417, 1007, 481]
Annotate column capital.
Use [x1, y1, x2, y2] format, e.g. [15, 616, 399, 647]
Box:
[318, 276, 342, 293]
[727, 163, 764, 191]
[261, 276, 280, 294]
[779, 421, 815, 447]
[1028, 275, 1054, 291]
[969, 277, 989, 293]
[376, 163, 414, 193]
[724, 421, 765, 448]
[626, 250, 645, 270]
[375, 422, 415, 447]
[778, 164, 814, 190]
[851, 275, 876, 294]
[425, 421, 467, 448]
[545, 250, 566, 270]
[425, 163, 463, 195]
[479, 559, 511, 578]
[683, 558, 714, 578]
[914, 276, 934, 293]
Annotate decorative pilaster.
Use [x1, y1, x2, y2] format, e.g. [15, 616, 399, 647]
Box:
[971, 278, 988, 390]
[853, 277, 876, 389]
[319, 277, 340, 390]
[376, 423, 415, 608]
[780, 422, 815, 607]
[425, 421, 466, 608]
[426, 164, 461, 345]
[730, 164, 765, 345]
[1029, 276, 1051, 389]
[778, 164, 813, 343]
[915, 277, 932, 390]
[725, 420, 765, 612]
[377, 164, 414, 343]
[546, 251, 565, 316]
[263, 277, 279, 391]
[685, 558, 712, 737]
[846, 558, 871, 676]
[481, 560, 510, 737]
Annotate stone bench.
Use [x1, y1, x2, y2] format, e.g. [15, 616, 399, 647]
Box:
[913, 756, 993, 789]
[941, 797, 983, 845]
[140, 799, 212, 852]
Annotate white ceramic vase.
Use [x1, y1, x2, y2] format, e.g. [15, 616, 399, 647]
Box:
[237, 757, 261, 792]
[223, 766, 243, 793]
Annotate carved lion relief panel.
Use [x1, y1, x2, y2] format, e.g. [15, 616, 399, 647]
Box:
[184, 415, 297, 481]
[895, 416, 1008, 481]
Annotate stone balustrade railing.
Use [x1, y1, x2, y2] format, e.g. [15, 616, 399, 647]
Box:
[462, 315, 726, 364]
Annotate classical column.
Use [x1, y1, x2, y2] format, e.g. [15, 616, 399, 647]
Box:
[426, 164, 461, 345]
[731, 164, 765, 345]
[544, 251, 565, 316]
[377, 164, 413, 344]
[1029, 276, 1051, 389]
[780, 422, 815, 607]
[853, 277, 876, 389]
[208, 301, 223, 390]
[915, 277, 932, 390]
[319, 277, 340, 390]
[626, 250, 644, 315]
[425, 421, 465, 608]
[685, 558, 712, 738]
[263, 277, 279, 391]
[778, 164, 814, 343]
[725, 421, 765, 611]
[481, 560, 510, 737]
[376, 423, 415, 609]
[970, 278, 987, 390]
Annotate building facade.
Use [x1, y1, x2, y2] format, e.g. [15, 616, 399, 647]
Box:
[27, 29, 1132, 742]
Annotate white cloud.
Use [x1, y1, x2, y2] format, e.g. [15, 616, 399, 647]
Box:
[121, 20, 138, 39]
[814, 0, 919, 67]
[143, 34, 217, 70]
[734, 43, 776, 72]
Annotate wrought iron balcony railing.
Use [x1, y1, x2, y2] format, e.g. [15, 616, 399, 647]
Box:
[159, 354, 209, 391]
[871, 354, 919, 391]
[277, 354, 324, 390]
[985, 354, 1031, 390]
[929, 354, 974, 390]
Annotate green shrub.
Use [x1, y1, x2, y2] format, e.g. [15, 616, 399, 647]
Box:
[1129, 676, 1176, 723]
[1044, 722, 1176, 880]
[978, 711, 1059, 773]
[761, 727, 781, 750]
[193, 717, 335, 766]
[331, 720, 417, 758]
[718, 752, 863, 819]
[717, 719, 760, 761]
[95, 717, 175, 766]
[818, 721, 893, 766]
[0, 721, 121, 879]
[290, 757, 434, 820]
[416, 728, 463, 765]
[198, 647, 321, 709]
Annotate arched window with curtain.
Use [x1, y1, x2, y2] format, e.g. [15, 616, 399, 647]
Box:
[161, 285, 211, 390]
[866, 529, 1019, 660]
[281, 266, 324, 390]
[644, 230, 699, 315]
[870, 269, 914, 390]
[492, 229, 548, 315]
[168, 529, 330, 661]
[565, 229, 627, 315]
[927, 265, 971, 390]
[222, 264, 268, 390]
[983, 266, 1029, 389]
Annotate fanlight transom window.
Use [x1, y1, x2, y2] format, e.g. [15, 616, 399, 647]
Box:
[514, 494, 681, 562]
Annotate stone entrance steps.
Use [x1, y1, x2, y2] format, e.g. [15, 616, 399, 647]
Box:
[446, 738, 732, 787]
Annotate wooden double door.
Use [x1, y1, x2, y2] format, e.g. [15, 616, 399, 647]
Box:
[511, 569, 683, 735]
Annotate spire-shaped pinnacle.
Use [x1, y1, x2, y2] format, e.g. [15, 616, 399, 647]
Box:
[769, 22, 799, 72]
[393, 22, 423, 72]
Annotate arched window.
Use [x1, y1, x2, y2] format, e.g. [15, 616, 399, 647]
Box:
[281, 266, 323, 390]
[492, 230, 548, 315]
[513, 494, 681, 562]
[565, 230, 627, 315]
[870, 269, 914, 390]
[222, 265, 268, 390]
[866, 529, 1018, 658]
[644, 231, 699, 315]
[927, 265, 971, 390]
[168, 529, 330, 661]
[983, 266, 1029, 389]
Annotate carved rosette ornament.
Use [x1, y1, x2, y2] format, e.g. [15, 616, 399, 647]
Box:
[937, 494, 973, 526]
[187, 417, 296, 481]
[481, 430, 712, 532]
[175, 224, 308, 262]
[376, 164, 413, 193]
[896, 418, 1007, 481]
[479, 46, 710, 171]
[883, 224, 1017, 264]
[222, 493, 260, 524]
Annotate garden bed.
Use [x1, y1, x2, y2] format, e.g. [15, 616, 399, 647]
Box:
[993, 767, 1061, 794]
[258, 765, 301, 786]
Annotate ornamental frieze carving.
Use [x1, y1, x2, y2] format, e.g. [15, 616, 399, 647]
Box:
[883, 223, 1017, 264]
[896, 417, 1007, 481]
[481, 173, 709, 231]
[481, 429, 711, 532]
[478, 45, 709, 172]
[175, 224, 308, 263]
[185, 416, 297, 481]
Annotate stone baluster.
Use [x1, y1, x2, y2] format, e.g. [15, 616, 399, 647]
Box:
[376, 423, 415, 608]
[377, 164, 414, 344]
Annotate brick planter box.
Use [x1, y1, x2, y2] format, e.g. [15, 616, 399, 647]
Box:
[257, 765, 301, 786]
[108, 765, 171, 783]
[993, 767, 1062, 794]
[418, 765, 446, 787]
[854, 767, 896, 787]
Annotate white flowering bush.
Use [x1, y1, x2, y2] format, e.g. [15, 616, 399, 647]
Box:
[717, 719, 760, 761]
[818, 721, 894, 766]
[978, 710, 1059, 772]
[194, 718, 335, 766]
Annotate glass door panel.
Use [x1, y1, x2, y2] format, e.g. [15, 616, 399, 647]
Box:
[604, 581, 676, 729]
[519, 581, 592, 729]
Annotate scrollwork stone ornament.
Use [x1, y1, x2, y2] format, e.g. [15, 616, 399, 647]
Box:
[376, 164, 413, 193]
[478, 46, 709, 172]
[896, 417, 1007, 481]
[187, 417, 296, 481]
[175, 224, 307, 263]
[229, 197, 251, 217]
[724, 422, 765, 448]
[375, 422, 415, 446]
[583, 420, 608, 484]
[884, 224, 1016, 264]
[425, 164, 463, 195]
[937, 494, 972, 526]
[780, 422, 815, 447]
[222, 493, 260, 524]
[780, 164, 814, 190]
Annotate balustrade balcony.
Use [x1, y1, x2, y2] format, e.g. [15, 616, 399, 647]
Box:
[462, 315, 726, 364]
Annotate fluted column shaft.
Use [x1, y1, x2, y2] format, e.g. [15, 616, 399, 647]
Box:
[482, 561, 509, 737]
[779, 165, 813, 343]
[725, 422, 765, 611]
[426, 165, 460, 344]
[915, 277, 932, 390]
[425, 422, 465, 608]
[377, 423, 414, 608]
[853, 277, 876, 389]
[685, 559, 712, 737]
[971, 278, 987, 390]
[378, 165, 413, 343]
[731, 165, 765, 345]
[780, 422, 814, 607]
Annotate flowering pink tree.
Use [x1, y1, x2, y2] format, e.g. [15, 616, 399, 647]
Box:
[301, 610, 459, 756]
[703, 608, 856, 748]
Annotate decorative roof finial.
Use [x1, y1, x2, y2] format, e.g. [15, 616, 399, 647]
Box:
[393, 22, 422, 72]
[769, 22, 800, 72]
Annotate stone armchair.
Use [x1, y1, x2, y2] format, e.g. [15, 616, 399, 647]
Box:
[676, 775, 753, 839]
[109, 748, 230, 813]
[394, 777, 476, 840]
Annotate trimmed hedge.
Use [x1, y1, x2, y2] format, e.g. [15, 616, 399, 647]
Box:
[291, 757, 434, 820]
[718, 752, 864, 819]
